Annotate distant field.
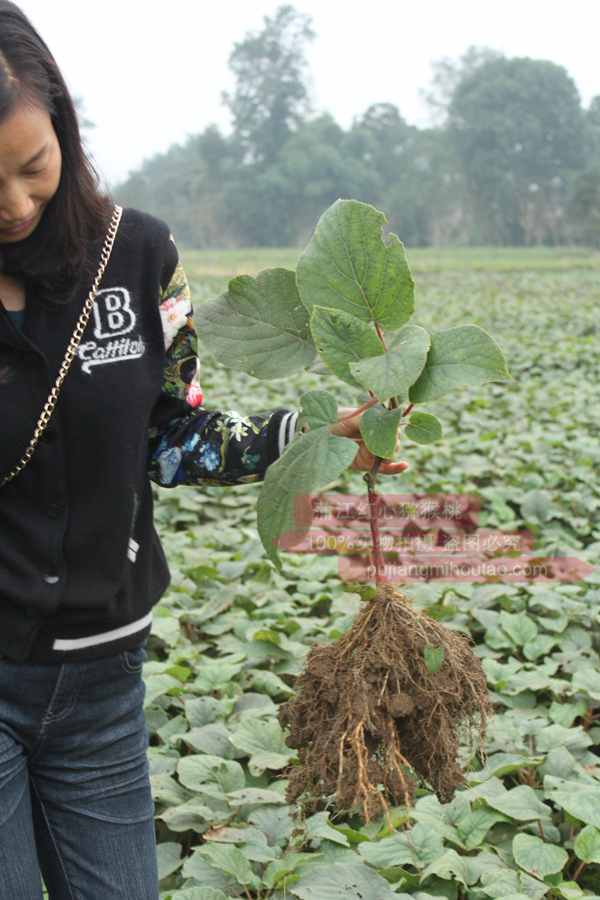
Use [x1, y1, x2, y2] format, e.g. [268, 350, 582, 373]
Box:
[180, 245, 600, 289]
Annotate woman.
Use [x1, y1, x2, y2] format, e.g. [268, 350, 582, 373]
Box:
[0, 2, 408, 897]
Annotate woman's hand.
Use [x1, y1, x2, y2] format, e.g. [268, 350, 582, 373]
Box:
[328, 406, 409, 475]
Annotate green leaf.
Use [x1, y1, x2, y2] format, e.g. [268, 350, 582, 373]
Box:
[156, 841, 182, 881]
[296, 390, 339, 431]
[540, 747, 578, 780]
[512, 833, 568, 877]
[574, 824, 600, 863]
[466, 752, 544, 784]
[167, 886, 231, 900]
[195, 268, 316, 378]
[263, 853, 320, 890]
[160, 796, 224, 832]
[248, 806, 295, 847]
[257, 404, 357, 569]
[359, 405, 403, 459]
[309, 306, 383, 388]
[523, 634, 559, 660]
[521, 490, 553, 524]
[423, 644, 445, 673]
[229, 718, 296, 775]
[556, 884, 588, 900]
[304, 812, 351, 847]
[227, 788, 288, 807]
[183, 722, 237, 758]
[545, 781, 600, 828]
[358, 822, 444, 867]
[296, 199, 414, 331]
[289, 861, 398, 899]
[419, 848, 473, 886]
[177, 754, 245, 793]
[483, 785, 551, 821]
[405, 411, 443, 444]
[478, 865, 548, 899]
[247, 669, 295, 698]
[348, 325, 431, 401]
[455, 807, 508, 850]
[409, 325, 511, 403]
[499, 611, 538, 646]
[196, 843, 260, 888]
[180, 852, 239, 893]
[548, 700, 588, 728]
[572, 667, 600, 701]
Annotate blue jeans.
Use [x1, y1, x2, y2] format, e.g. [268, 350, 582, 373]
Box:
[0, 640, 159, 899]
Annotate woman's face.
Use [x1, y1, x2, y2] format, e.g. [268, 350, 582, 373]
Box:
[0, 99, 62, 244]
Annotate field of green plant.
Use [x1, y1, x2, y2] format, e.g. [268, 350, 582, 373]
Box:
[147, 246, 600, 899]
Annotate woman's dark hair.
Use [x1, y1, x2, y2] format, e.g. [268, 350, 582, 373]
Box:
[0, 1, 113, 304]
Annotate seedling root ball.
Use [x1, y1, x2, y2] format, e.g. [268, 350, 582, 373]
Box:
[278, 582, 493, 824]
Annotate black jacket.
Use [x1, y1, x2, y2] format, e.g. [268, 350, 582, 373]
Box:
[0, 208, 298, 663]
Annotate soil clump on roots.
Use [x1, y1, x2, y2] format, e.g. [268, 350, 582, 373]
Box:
[278, 582, 493, 824]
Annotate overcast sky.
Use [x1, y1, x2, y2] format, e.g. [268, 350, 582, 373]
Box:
[16, 0, 600, 187]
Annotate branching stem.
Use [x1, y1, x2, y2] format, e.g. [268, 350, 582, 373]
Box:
[336, 321, 411, 585]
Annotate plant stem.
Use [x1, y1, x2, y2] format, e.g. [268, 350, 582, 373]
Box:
[375, 321, 388, 351]
[573, 860, 587, 882]
[336, 396, 380, 424]
[364, 458, 386, 583]
[337, 311, 404, 586]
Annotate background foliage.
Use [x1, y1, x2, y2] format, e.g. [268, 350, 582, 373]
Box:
[113, 5, 600, 249]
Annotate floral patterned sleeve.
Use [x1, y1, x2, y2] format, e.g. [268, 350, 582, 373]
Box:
[147, 236, 299, 487]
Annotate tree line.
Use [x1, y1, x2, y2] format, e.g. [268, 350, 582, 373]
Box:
[113, 6, 600, 248]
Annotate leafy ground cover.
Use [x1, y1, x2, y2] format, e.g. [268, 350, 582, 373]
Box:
[147, 247, 600, 899]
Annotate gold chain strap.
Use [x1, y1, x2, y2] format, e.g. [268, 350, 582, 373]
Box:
[0, 204, 123, 489]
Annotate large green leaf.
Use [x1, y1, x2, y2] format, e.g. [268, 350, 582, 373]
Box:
[304, 812, 350, 848]
[455, 807, 508, 850]
[512, 833, 568, 877]
[160, 797, 224, 832]
[290, 861, 398, 899]
[574, 825, 600, 863]
[482, 785, 551, 821]
[546, 780, 600, 827]
[257, 392, 357, 570]
[419, 848, 474, 886]
[156, 841, 182, 881]
[572, 667, 600, 700]
[177, 754, 245, 793]
[180, 851, 239, 894]
[166, 888, 230, 900]
[358, 822, 444, 867]
[349, 325, 431, 401]
[359, 404, 403, 459]
[309, 305, 383, 388]
[465, 752, 544, 784]
[263, 853, 322, 890]
[478, 865, 548, 899]
[405, 412, 443, 445]
[296, 199, 414, 330]
[499, 612, 539, 646]
[195, 268, 316, 378]
[229, 718, 296, 775]
[195, 843, 260, 888]
[227, 787, 288, 807]
[409, 325, 511, 402]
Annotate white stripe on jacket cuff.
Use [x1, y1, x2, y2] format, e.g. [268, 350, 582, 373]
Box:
[277, 410, 299, 457]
